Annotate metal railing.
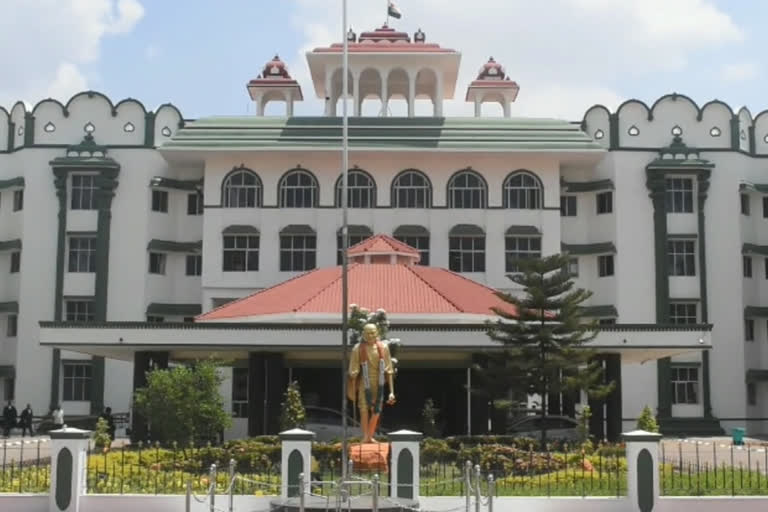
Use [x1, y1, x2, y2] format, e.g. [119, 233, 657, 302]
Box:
[0, 438, 51, 493]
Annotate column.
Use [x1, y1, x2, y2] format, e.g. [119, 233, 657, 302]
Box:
[502, 100, 511, 118]
[380, 74, 389, 117]
[588, 357, 606, 440]
[248, 352, 285, 436]
[407, 73, 416, 117]
[474, 97, 481, 117]
[280, 428, 314, 498]
[389, 430, 422, 501]
[434, 74, 444, 117]
[622, 430, 662, 512]
[604, 354, 623, 442]
[696, 170, 713, 417]
[50, 169, 68, 410]
[324, 70, 333, 116]
[49, 427, 91, 512]
[131, 351, 169, 442]
[257, 96, 265, 116]
[353, 72, 361, 117]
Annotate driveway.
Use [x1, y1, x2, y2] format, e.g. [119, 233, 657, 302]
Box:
[661, 437, 768, 475]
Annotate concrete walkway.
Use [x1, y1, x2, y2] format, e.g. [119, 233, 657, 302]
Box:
[661, 437, 768, 475]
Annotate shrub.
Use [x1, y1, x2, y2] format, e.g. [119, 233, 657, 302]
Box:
[636, 405, 659, 433]
[93, 417, 112, 451]
[279, 381, 306, 431]
[421, 398, 441, 438]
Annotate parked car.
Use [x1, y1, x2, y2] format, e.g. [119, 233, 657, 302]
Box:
[505, 415, 580, 441]
[304, 406, 389, 442]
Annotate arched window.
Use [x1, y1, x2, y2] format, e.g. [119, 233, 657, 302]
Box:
[279, 168, 319, 208]
[503, 171, 543, 209]
[222, 167, 262, 208]
[335, 169, 376, 208]
[447, 170, 487, 209]
[391, 170, 432, 208]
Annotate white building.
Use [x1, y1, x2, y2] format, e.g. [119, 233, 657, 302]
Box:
[1, 24, 765, 438]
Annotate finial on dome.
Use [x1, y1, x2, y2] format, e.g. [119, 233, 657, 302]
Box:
[347, 27, 357, 42]
[414, 28, 426, 43]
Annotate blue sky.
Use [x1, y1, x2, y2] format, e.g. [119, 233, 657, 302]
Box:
[3, 0, 768, 120]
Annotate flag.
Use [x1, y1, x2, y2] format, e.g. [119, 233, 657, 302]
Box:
[388, 1, 402, 19]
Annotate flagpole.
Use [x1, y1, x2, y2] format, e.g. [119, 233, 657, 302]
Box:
[385, 0, 389, 25]
[340, 0, 350, 484]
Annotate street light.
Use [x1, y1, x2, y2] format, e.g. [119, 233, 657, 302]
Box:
[340, 0, 350, 483]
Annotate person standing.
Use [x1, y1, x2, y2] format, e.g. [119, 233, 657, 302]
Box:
[52, 404, 64, 429]
[19, 404, 34, 437]
[3, 400, 18, 437]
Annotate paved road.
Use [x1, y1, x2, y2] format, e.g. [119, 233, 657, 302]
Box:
[661, 437, 768, 475]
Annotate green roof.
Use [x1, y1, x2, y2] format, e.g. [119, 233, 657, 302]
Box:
[160, 116, 605, 153]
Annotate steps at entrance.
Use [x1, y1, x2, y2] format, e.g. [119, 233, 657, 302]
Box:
[658, 417, 725, 437]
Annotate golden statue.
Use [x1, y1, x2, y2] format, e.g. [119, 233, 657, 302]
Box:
[348, 323, 395, 443]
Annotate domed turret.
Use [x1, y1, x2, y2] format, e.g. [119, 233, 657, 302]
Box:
[262, 55, 292, 79]
[477, 57, 506, 80]
[247, 54, 303, 116]
[466, 57, 519, 118]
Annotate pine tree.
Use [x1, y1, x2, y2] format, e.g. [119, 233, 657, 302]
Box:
[280, 381, 307, 431]
[636, 405, 659, 433]
[483, 253, 613, 443]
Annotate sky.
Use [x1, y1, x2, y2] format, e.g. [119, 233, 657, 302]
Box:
[1, 0, 767, 121]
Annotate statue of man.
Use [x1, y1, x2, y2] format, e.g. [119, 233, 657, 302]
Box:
[348, 323, 395, 443]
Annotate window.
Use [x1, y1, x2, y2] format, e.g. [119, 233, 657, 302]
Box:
[232, 368, 249, 418]
[596, 191, 612, 214]
[670, 366, 699, 405]
[669, 302, 697, 324]
[186, 254, 202, 276]
[503, 172, 542, 209]
[223, 169, 262, 208]
[447, 170, 487, 208]
[504, 236, 541, 272]
[568, 258, 579, 277]
[13, 189, 23, 211]
[146, 316, 164, 323]
[336, 231, 371, 265]
[68, 237, 96, 273]
[598, 255, 614, 277]
[392, 170, 431, 208]
[151, 190, 168, 212]
[560, 196, 577, 216]
[745, 319, 755, 341]
[187, 193, 203, 215]
[747, 382, 757, 406]
[71, 175, 97, 210]
[667, 240, 696, 276]
[3, 377, 14, 401]
[393, 233, 430, 266]
[335, 170, 375, 208]
[6, 315, 17, 337]
[65, 301, 94, 322]
[741, 193, 750, 215]
[183, 317, 195, 323]
[62, 362, 92, 401]
[449, 235, 485, 273]
[763, 197, 768, 218]
[279, 169, 318, 208]
[10, 251, 20, 273]
[598, 318, 616, 325]
[223, 235, 259, 272]
[148, 252, 166, 275]
[280, 234, 317, 271]
[665, 178, 693, 213]
[744, 256, 753, 278]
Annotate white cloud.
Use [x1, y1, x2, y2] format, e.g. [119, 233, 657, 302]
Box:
[720, 61, 759, 83]
[288, 0, 743, 119]
[0, 0, 145, 106]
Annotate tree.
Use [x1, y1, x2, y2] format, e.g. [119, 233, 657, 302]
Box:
[92, 417, 112, 452]
[280, 381, 307, 431]
[134, 360, 231, 445]
[483, 253, 613, 443]
[636, 405, 659, 433]
[421, 398, 441, 438]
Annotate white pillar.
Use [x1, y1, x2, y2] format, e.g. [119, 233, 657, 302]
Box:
[622, 430, 662, 512]
[502, 100, 510, 118]
[324, 70, 333, 116]
[353, 72, 361, 117]
[408, 73, 416, 117]
[389, 430, 422, 502]
[49, 427, 91, 512]
[434, 73, 444, 117]
[256, 96, 265, 116]
[474, 97, 481, 117]
[286, 91, 294, 116]
[280, 428, 315, 499]
[380, 73, 389, 117]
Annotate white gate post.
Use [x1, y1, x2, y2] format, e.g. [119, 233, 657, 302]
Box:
[623, 430, 662, 512]
[49, 426, 91, 512]
[279, 428, 314, 499]
[389, 430, 422, 502]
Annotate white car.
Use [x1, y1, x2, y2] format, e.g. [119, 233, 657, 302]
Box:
[304, 406, 362, 442]
[506, 415, 580, 441]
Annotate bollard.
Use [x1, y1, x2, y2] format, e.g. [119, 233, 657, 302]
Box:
[348, 458, 354, 478]
[209, 464, 217, 512]
[185, 480, 192, 512]
[229, 459, 236, 512]
[49, 426, 91, 512]
[487, 475, 494, 512]
[372, 474, 380, 512]
[474, 465, 481, 512]
[299, 472, 306, 512]
[464, 461, 472, 512]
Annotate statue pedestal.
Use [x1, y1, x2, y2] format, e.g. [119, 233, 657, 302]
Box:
[349, 442, 390, 472]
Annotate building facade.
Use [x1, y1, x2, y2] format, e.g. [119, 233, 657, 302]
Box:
[1, 25, 765, 437]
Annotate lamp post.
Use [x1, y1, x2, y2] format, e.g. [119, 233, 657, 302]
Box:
[340, 0, 350, 483]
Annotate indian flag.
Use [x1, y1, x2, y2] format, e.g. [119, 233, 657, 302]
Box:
[388, 1, 402, 19]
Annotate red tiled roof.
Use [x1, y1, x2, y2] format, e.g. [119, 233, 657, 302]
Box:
[347, 235, 420, 257]
[197, 264, 517, 320]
